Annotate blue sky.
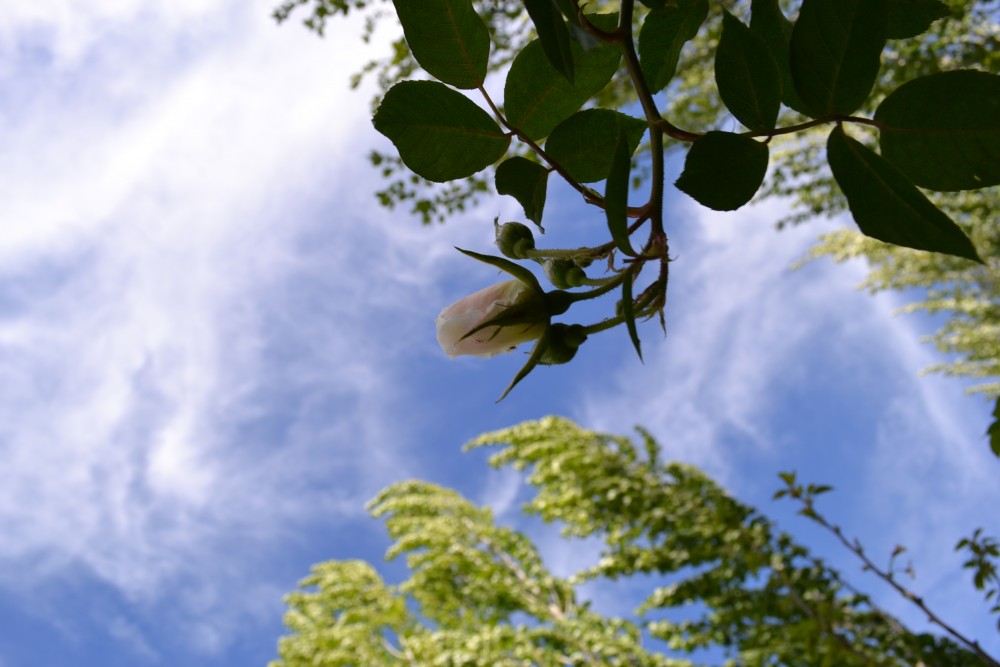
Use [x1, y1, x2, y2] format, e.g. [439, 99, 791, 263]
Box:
[0, 1, 997, 664]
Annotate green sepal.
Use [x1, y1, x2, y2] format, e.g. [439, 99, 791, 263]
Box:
[826, 126, 982, 263]
[455, 247, 544, 291]
[621, 271, 642, 362]
[605, 136, 637, 256]
[675, 132, 769, 211]
[716, 10, 781, 131]
[495, 157, 550, 224]
[875, 70, 1000, 191]
[523, 0, 575, 83]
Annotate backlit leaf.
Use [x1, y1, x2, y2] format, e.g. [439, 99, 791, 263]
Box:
[504, 13, 621, 141]
[789, 0, 887, 116]
[373, 81, 510, 182]
[875, 70, 1000, 191]
[675, 132, 769, 211]
[826, 126, 982, 262]
[749, 0, 810, 115]
[716, 11, 781, 131]
[391, 0, 490, 89]
[523, 0, 575, 83]
[495, 157, 550, 225]
[638, 0, 709, 93]
[886, 0, 949, 39]
[544, 109, 647, 183]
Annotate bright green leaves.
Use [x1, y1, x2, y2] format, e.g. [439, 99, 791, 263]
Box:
[875, 70, 1000, 191]
[504, 14, 621, 141]
[827, 126, 981, 262]
[638, 0, 709, 93]
[495, 157, 549, 225]
[716, 11, 781, 131]
[790, 0, 887, 117]
[373, 81, 510, 182]
[675, 132, 769, 211]
[545, 109, 647, 183]
[886, 0, 949, 39]
[391, 0, 489, 89]
[523, 0, 575, 83]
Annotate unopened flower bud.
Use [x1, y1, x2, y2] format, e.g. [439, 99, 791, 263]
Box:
[436, 280, 547, 358]
[541, 324, 588, 365]
[543, 259, 587, 289]
[495, 222, 535, 259]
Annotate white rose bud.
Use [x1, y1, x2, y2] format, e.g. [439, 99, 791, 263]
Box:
[436, 280, 547, 358]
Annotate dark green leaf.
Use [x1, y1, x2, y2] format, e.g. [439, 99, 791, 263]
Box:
[989, 397, 1000, 458]
[544, 109, 647, 183]
[621, 271, 643, 362]
[789, 0, 887, 116]
[523, 0, 575, 83]
[605, 136, 636, 255]
[391, 0, 489, 89]
[504, 13, 621, 141]
[875, 70, 1000, 191]
[716, 11, 781, 131]
[373, 81, 510, 182]
[675, 132, 769, 211]
[749, 0, 810, 115]
[826, 126, 982, 262]
[886, 0, 949, 39]
[638, 0, 709, 93]
[495, 157, 550, 225]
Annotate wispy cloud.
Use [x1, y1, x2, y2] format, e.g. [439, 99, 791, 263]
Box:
[0, 0, 474, 656]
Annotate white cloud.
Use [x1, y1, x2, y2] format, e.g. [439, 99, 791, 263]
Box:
[0, 0, 468, 654]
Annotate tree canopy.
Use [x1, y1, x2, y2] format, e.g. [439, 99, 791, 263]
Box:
[271, 418, 999, 666]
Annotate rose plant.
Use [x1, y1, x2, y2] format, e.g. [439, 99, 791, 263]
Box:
[436, 279, 547, 359]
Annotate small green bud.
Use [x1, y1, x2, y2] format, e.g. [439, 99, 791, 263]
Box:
[543, 259, 587, 289]
[541, 324, 588, 365]
[495, 222, 535, 259]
